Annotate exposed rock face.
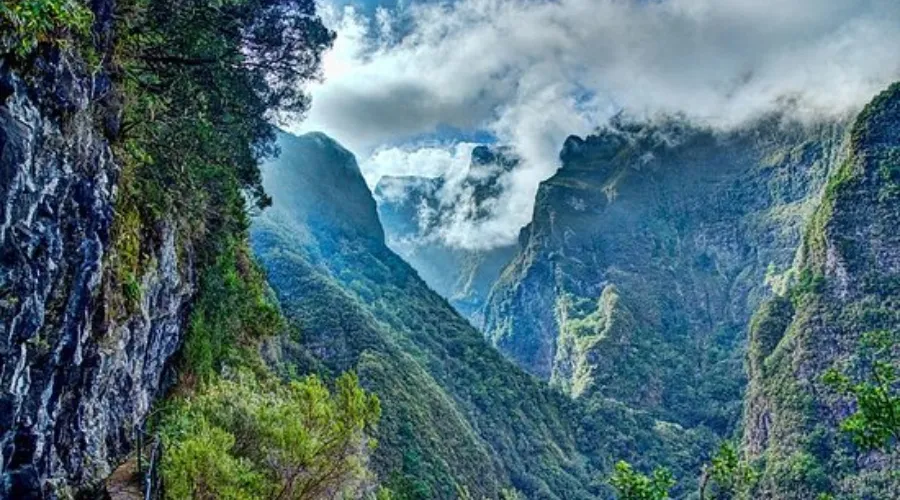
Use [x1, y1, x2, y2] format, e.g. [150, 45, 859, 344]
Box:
[374, 145, 518, 327]
[252, 133, 715, 499]
[483, 116, 849, 431]
[0, 54, 192, 497]
[742, 83, 900, 499]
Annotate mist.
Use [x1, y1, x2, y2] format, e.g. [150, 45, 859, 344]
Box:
[292, 0, 900, 250]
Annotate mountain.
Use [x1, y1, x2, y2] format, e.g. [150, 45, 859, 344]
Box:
[250, 132, 713, 499]
[374, 145, 518, 326]
[0, 0, 337, 496]
[4, 0, 896, 494]
[482, 115, 849, 433]
[741, 83, 900, 498]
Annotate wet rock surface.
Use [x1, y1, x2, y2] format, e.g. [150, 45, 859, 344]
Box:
[0, 55, 193, 497]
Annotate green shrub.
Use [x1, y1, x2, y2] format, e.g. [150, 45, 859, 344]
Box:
[0, 0, 92, 57]
[700, 442, 758, 500]
[823, 330, 900, 452]
[609, 461, 675, 500]
[160, 370, 381, 500]
[182, 239, 282, 381]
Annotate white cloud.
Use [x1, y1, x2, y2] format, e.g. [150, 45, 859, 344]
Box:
[362, 142, 476, 186]
[292, 0, 900, 250]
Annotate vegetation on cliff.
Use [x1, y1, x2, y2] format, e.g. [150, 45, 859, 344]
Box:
[1, 0, 389, 497]
[0, 0, 92, 57]
[160, 370, 381, 499]
[739, 83, 900, 499]
[251, 132, 718, 499]
[5, 2, 898, 499]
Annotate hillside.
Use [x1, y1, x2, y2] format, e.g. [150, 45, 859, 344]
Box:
[251, 132, 713, 499]
[482, 115, 849, 433]
[2, 1, 897, 497]
[741, 83, 900, 498]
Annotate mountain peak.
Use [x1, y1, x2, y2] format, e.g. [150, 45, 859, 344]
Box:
[262, 131, 385, 243]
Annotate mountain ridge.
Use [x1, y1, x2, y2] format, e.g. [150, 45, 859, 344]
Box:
[251, 131, 714, 499]
[481, 114, 849, 433]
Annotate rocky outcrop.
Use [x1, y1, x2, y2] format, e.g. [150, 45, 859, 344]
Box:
[0, 51, 193, 497]
[483, 116, 849, 431]
[741, 83, 900, 499]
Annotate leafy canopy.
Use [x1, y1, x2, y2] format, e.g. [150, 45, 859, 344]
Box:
[823, 329, 900, 451]
[699, 442, 757, 500]
[0, 0, 92, 57]
[609, 461, 675, 500]
[108, 0, 334, 310]
[160, 370, 382, 500]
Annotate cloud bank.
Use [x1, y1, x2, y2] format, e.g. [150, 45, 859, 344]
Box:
[293, 0, 900, 250]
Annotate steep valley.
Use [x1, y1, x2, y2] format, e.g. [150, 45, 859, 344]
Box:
[250, 132, 713, 499]
[374, 146, 520, 328]
[482, 116, 849, 432]
[1, 1, 899, 498]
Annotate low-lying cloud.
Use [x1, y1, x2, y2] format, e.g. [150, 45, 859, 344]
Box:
[292, 0, 900, 250]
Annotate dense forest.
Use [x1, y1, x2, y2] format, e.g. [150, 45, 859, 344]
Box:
[0, 1, 898, 499]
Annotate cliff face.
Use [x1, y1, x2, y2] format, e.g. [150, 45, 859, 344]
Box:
[251, 132, 713, 499]
[252, 133, 583, 499]
[742, 83, 900, 498]
[482, 117, 848, 431]
[374, 145, 518, 327]
[0, 51, 192, 497]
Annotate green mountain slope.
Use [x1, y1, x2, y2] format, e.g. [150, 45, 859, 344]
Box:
[482, 116, 849, 433]
[741, 83, 900, 499]
[250, 132, 712, 499]
[251, 133, 590, 499]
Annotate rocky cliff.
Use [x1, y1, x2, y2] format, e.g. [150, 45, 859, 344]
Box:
[741, 83, 900, 498]
[0, 50, 192, 497]
[483, 116, 849, 432]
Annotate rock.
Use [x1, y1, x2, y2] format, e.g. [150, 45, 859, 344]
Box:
[0, 53, 193, 497]
[483, 115, 849, 431]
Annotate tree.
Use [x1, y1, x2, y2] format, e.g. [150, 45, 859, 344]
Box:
[698, 442, 757, 500]
[823, 329, 900, 451]
[609, 461, 675, 500]
[106, 0, 335, 312]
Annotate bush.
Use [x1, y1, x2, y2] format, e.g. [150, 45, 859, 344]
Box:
[609, 461, 675, 500]
[160, 370, 382, 500]
[181, 239, 282, 380]
[0, 0, 92, 57]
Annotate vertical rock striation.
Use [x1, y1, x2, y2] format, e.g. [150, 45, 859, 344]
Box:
[742, 82, 900, 499]
[0, 50, 193, 498]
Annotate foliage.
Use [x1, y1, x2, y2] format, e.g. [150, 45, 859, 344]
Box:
[251, 132, 724, 499]
[700, 442, 757, 500]
[181, 238, 282, 380]
[823, 330, 900, 451]
[73, 0, 348, 497]
[740, 83, 900, 499]
[106, 0, 333, 309]
[0, 0, 92, 57]
[160, 370, 381, 500]
[457, 486, 524, 500]
[608, 461, 675, 500]
[250, 140, 602, 499]
[747, 295, 794, 378]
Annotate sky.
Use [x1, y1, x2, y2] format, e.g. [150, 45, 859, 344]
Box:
[290, 0, 900, 250]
